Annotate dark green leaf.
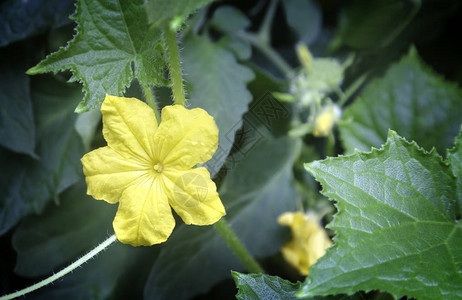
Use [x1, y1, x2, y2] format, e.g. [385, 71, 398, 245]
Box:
[0, 77, 84, 235]
[182, 34, 255, 177]
[145, 0, 215, 27]
[335, 0, 421, 49]
[232, 272, 301, 300]
[13, 182, 116, 277]
[218, 35, 252, 60]
[0, 46, 36, 157]
[340, 48, 462, 155]
[144, 136, 300, 300]
[210, 6, 250, 33]
[0, 0, 74, 47]
[27, 0, 167, 112]
[299, 130, 462, 299]
[281, 0, 322, 45]
[448, 125, 462, 217]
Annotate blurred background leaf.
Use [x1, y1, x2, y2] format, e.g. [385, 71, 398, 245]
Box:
[183, 34, 255, 177]
[0, 0, 75, 47]
[340, 48, 462, 155]
[0, 76, 84, 236]
[281, 0, 322, 45]
[0, 46, 36, 157]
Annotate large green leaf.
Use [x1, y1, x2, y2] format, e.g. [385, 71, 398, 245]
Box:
[448, 126, 462, 217]
[143, 136, 300, 299]
[27, 0, 167, 112]
[340, 48, 462, 155]
[0, 0, 74, 47]
[145, 0, 215, 27]
[232, 272, 371, 300]
[232, 272, 301, 300]
[0, 77, 84, 235]
[12, 182, 116, 277]
[299, 130, 462, 299]
[0, 46, 35, 157]
[182, 34, 255, 177]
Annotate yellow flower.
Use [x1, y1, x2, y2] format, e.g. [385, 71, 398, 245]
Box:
[278, 212, 332, 275]
[81, 95, 226, 246]
[313, 110, 335, 137]
[313, 105, 341, 137]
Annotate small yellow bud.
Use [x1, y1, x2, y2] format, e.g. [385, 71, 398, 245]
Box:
[313, 110, 335, 137]
[296, 43, 313, 69]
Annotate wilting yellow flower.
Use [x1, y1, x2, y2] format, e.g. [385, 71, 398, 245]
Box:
[81, 96, 225, 246]
[278, 212, 332, 275]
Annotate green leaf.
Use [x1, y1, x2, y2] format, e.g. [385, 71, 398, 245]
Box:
[335, 0, 421, 49]
[232, 272, 301, 300]
[0, 46, 36, 157]
[299, 130, 462, 299]
[27, 0, 167, 113]
[145, 0, 215, 27]
[209, 6, 250, 33]
[182, 34, 255, 177]
[144, 136, 300, 299]
[0, 77, 84, 235]
[340, 48, 462, 155]
[0, 0, 74, 47]
[448, 126, 462, 217]
[12, 182, 116, 277]
[281, 0, 322, 45]
[231, 272, 372, 300]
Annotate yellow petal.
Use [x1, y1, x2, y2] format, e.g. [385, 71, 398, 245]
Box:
[102, 95, 158, 161]
[278, 211, 332, 275]
[113, 178, 175, 246]
[281, 240, 310, 275]
[81, 146, 150, 203]
[154, 105, 218, 169]
[277, 212, 296, 226]
[163, 167, 225, 225]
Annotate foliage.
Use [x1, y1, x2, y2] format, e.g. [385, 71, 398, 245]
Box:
[1, 0, 461, 299]
[299, 130, 462, 299]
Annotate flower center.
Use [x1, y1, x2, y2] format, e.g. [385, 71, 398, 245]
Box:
[153, 162, 163, 173]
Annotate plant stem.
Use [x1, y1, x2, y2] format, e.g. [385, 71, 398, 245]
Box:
[0, 235, 117, 300]
[338, 72, 368, 107]
[257, 0, 278, 44]
[238, 32, 293, 79]
[142, 84, 161, 122]
[214, 218, 264, 274]
[163, 27, 186, 107]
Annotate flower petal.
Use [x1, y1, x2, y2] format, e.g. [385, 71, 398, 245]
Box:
[163, 167, 225, 225]
[113, 178, 175, 246]
[102, 95, 158, 161]
[81, 146, 150, 203]
[154, 105, 218, 169]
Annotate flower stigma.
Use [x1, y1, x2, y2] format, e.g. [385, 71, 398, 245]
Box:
[153, 162, 163, 173]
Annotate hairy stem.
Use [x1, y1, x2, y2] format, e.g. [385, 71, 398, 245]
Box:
[0, 235, 118, 300]
[142, 84, 161, 122]
[214, 218, 264, 274]
[163, 28, 186, 107]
